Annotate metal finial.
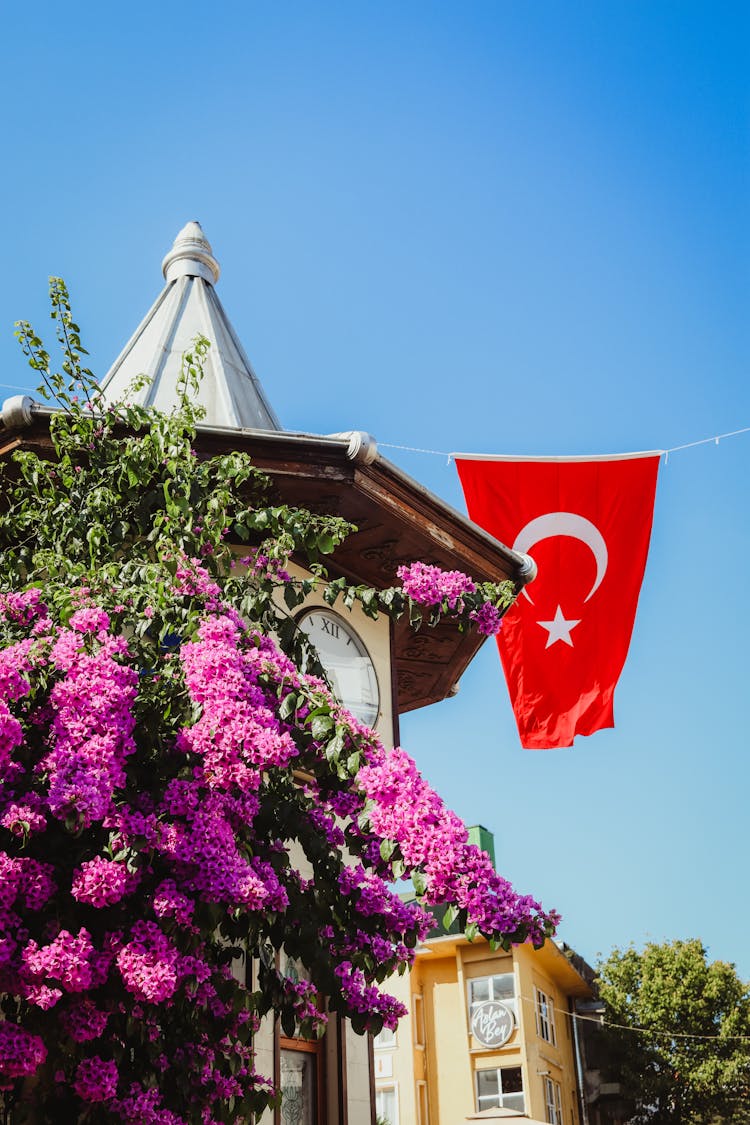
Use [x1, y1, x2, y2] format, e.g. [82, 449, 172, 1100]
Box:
[161, 221, 220, 285]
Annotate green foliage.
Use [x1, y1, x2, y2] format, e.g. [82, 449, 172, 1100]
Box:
[6, 280, 361, 683]
[595, 939, 750, 1124]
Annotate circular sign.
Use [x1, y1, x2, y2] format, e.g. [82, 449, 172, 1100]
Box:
[470, 1000, 515, 1048]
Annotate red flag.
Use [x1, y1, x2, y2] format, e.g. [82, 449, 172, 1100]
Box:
[456, 454, 660, 749]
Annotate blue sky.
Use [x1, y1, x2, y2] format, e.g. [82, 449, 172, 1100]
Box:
[1, 3, 748, 978]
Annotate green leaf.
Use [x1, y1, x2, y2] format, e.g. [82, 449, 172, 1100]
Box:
[283, 584, 304, 610]
[311, 714, 334, 741]
[323, 577, 346, 606]
[412, 870, 427, 896]
[325, 729, 346, 761]
[360, 588, 379, 618]
[279, 692, 298, 720]
[443, 905, 458, 931]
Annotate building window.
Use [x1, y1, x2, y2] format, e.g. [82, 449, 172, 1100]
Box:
[468, 973, 517, 1023]
[535, 987, 557, 1045]
[374, 1026, 397, 1049]
[416, 1080, 429, 1125]
[277, 953, 324, 1125]
[376, 1085, 399, 1125]
[544, 1076, 563, 1124]
[280, 1047, 319, 1125]
[413, 994, 426, 1047]
[475, 1066, 525, 1113]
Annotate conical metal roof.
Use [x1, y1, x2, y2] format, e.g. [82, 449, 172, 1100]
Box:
[100, 222, 281, 430]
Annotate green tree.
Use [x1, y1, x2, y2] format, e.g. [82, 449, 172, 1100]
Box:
[595, 939, 750, 1124]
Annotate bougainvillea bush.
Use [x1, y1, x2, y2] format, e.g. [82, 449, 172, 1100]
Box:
[0, 282, 558, 1122]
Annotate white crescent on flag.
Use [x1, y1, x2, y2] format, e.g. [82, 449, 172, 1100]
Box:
[512, 512, 608, 604]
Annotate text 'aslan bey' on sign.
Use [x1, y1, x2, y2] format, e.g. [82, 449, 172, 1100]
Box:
[470, 1000, 515, 1048]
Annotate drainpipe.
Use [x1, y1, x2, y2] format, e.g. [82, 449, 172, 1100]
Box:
[570, 999, 590, 1125]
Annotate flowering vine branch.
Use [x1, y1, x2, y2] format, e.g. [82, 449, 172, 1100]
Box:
[0, 281, 557, 1123]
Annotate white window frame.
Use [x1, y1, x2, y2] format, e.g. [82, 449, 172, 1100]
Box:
[475, 1065, 525, 1113]
[375, 1084, 399, 1125]
[544, 1075, 563, 1125]
[535, 986, 557, 1046]
[467, 972, 518, 1026]
[374, 1026, 397, 1050]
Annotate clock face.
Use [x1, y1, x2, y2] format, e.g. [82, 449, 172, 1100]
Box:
[297, 609, 380, 728]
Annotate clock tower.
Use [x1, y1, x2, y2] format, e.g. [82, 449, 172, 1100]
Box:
[2, 223, 534, 1125]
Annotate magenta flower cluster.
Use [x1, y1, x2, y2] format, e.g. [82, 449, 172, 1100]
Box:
[356, 743, 558, 945]
[46, 618, 137, 828]
[397, 561, 476, 607]
[0, 640, 34, 772]
[470, 601, 503, 636]
[397, 561, 504, 634]
[334, 961, 407, 1030]
[73, 1055, 119, 1102]
[0, 1020, 46, 1084]
[177, 614, 298, 790]
[0, 568, 554, 1117]
[59, 998, 109, 1042]
[72, 857, 138, 907]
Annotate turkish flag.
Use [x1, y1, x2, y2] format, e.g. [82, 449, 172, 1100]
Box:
[456, 455, 660, 749]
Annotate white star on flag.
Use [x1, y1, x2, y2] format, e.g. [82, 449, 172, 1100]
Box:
[537, 605, 581, 649]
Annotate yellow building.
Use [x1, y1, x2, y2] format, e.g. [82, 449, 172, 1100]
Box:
[376, 832, 594, 1125]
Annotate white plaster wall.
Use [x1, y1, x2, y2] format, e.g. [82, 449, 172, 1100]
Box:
[346, 1023, 374, 1124]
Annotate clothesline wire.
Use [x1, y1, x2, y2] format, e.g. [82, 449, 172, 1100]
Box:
[379, 425, 750, 464]
[515, 992, 750, 1042]
[2, 384, 748, 462]
[664, 424, 750, 454]
[379, 441, 452, 458]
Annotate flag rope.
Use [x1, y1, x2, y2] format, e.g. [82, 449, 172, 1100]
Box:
[663, 424, 750, 462]
[379, 425, 750, 464]
[379, 441, 454, 462]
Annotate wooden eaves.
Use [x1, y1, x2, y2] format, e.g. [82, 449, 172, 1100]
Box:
[0, 404, 535, 715]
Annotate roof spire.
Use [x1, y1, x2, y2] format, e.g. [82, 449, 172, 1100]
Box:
[99, 223, 281, 431]
[161, 221, 220, 285]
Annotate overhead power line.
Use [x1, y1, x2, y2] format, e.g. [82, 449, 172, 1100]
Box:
[518, 992, 750, 1043]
